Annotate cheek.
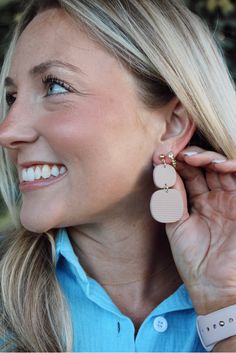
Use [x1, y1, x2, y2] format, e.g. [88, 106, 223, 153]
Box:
[39, 102, 106, 155]
[38, 97, 138, 160]
[7, 149, 18, 165]
[36, 99, 147, 200]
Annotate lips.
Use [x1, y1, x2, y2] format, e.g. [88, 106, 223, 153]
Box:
[19, 171, 67, 192]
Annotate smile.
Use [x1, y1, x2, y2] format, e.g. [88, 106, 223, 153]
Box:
[19, 164, 68, 192]
[21, 164, 67, 182]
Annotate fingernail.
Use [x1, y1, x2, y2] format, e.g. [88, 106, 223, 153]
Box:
[211, 159, 227, 164]
[183, 151, 198, 156]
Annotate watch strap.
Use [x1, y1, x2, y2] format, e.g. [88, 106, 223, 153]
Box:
[196, 304, 236, 351]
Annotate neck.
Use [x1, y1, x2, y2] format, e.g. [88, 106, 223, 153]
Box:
[67, 215, 181, 296]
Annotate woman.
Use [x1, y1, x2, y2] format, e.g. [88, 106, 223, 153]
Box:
[0, 0, 236, 351]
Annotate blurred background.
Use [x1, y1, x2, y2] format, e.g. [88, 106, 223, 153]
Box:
[0, 0, 235, 230]
[0, 0, 236, 77]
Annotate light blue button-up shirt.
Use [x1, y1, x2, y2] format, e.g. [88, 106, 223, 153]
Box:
[55, 227, 206, 352]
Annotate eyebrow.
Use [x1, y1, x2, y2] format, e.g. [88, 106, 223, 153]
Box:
[4, 60, 85, 87]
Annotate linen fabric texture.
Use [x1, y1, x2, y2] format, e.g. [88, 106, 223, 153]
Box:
[55, 228, 206, 352]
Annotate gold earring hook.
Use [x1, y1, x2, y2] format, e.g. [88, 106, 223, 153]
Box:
[159, 153, 167, 167]
[168, 151, 176, 169]
[159, 153, 168, 192]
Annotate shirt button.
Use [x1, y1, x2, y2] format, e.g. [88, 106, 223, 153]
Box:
[153, 316, 168, 332]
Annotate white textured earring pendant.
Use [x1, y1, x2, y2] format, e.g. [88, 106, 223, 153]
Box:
[150, 164, 184, 223]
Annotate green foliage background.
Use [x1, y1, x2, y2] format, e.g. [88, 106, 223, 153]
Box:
[0, 0, 235, 227]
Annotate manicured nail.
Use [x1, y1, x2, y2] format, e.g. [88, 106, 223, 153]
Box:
[183, 151, 198, 156]
[211, 159, 227, 164]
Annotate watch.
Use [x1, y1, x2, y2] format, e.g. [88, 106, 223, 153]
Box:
[196, 304, 236, 351]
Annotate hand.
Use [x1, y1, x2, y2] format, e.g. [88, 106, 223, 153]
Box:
[164, 146, 236, 314]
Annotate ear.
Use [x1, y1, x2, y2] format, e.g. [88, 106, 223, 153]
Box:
[153, 97, 196, 163]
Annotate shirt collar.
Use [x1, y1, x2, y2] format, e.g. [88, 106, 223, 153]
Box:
[55, 227, 194, 314]
[55, 227, 88, 283]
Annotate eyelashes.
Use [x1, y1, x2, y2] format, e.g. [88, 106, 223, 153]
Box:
[5, 74, 76, 107]
[5, 92, 16, 107]
[41, 74, 75, 96]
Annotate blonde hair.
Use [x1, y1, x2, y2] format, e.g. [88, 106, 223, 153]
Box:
[0, 0, 236, 350]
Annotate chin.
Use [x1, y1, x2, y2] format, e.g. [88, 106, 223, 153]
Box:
[20, 214, 54, 234]
[21, 223, 52, 234]
[19, 203, 66, 233]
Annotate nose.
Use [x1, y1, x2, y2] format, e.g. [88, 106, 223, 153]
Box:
[0, 106, 38, 150]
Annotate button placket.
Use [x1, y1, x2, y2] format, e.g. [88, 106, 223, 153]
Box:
[117, 321, 121, 333]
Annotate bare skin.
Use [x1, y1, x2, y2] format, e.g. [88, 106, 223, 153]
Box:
[0, 8, 194, 334]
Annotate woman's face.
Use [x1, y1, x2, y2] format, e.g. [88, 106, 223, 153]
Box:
[0, 9, 165, 233]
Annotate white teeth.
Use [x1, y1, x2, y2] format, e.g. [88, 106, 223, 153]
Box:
[21, 164, 67, 182]
[27, 167, 35, 182]
[41, 165, 51, 179]
[22, 169, 29, 182]
[34, 166, 41, 180]
[51, 165, 60, 177]
[60, 166, 66, 175]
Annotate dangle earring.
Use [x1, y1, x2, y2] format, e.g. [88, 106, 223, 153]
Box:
[150, 151, 184, 223]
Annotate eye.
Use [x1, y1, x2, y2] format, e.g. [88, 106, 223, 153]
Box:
[42, 75, 74, 97]
[5, 92, 16, 107]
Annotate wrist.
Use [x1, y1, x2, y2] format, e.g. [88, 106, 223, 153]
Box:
[213, 335, 236, 352]
[196, 299, 236, 316]
[187, 284, 236, 315]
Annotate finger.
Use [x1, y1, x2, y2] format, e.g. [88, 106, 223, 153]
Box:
[175, 160, 209, 199]
[178, 148, 236, 174]
[177, 147, 227, 166]
[176, 147, 236, 175]
[210, 160, 236, 173]
[178, 149, 236, 191]
[205, 171, 221, 191]
[178, 145, 225, 157]
[218, 172, 236, 192]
